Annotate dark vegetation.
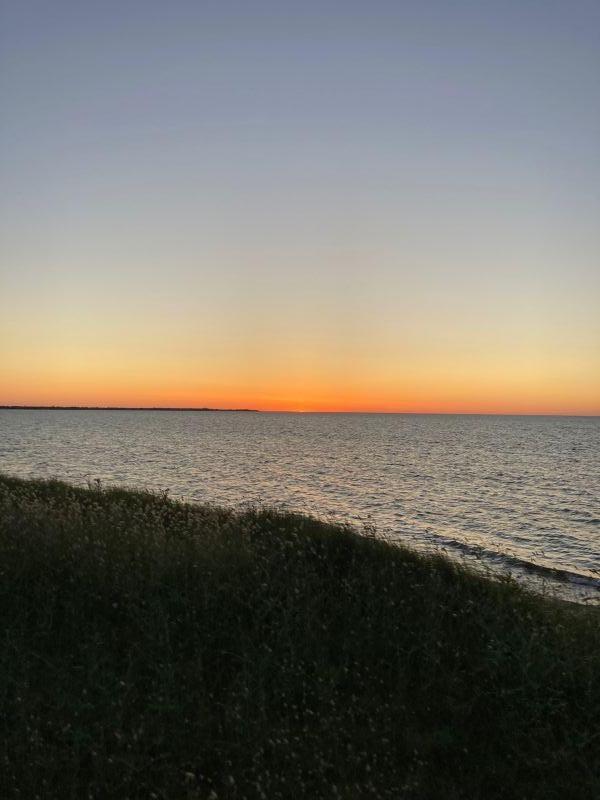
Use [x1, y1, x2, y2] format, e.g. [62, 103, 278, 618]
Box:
[1, 474, 598, 799]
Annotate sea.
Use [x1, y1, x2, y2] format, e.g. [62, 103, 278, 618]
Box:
[1, 409, 599, 603]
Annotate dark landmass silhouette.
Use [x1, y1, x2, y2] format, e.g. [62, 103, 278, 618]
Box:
[0, 405, 260, 412]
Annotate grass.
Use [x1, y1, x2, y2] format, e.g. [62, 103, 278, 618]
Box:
[0, 474, 598, 799]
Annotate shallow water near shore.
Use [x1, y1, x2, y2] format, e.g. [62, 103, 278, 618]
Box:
[1, 409, 599, 602]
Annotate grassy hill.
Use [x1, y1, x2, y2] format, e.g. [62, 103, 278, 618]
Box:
[0, 474, 598, 799]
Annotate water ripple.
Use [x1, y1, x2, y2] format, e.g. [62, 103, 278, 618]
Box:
[1, 410, 599, 601]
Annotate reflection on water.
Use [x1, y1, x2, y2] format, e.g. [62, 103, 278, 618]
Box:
[1, 410, 599, 601]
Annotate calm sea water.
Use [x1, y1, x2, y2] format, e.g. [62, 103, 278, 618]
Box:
[1, 409, 599, 602]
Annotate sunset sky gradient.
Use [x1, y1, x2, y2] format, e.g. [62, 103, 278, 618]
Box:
[1, 0, 599, 413]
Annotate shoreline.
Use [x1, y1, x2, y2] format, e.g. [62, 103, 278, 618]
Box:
[0, 405, 260, 412]
[1, 466, 596, 605]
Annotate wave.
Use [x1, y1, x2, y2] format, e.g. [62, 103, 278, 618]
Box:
[395, 529, 600, 592]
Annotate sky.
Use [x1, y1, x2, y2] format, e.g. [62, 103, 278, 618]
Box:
[1, 0, 599, 413]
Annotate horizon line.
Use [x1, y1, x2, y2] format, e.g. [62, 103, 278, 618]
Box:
[1, 405, 599, 418]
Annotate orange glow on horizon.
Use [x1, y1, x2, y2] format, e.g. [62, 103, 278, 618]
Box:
[2, 318, 599, 417]
[3, 380, 599, 416]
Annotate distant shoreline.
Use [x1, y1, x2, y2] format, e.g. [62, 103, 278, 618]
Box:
[0, 405, 260, 412]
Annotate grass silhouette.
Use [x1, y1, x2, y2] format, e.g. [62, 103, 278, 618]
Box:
[1, 474, 598, 799]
